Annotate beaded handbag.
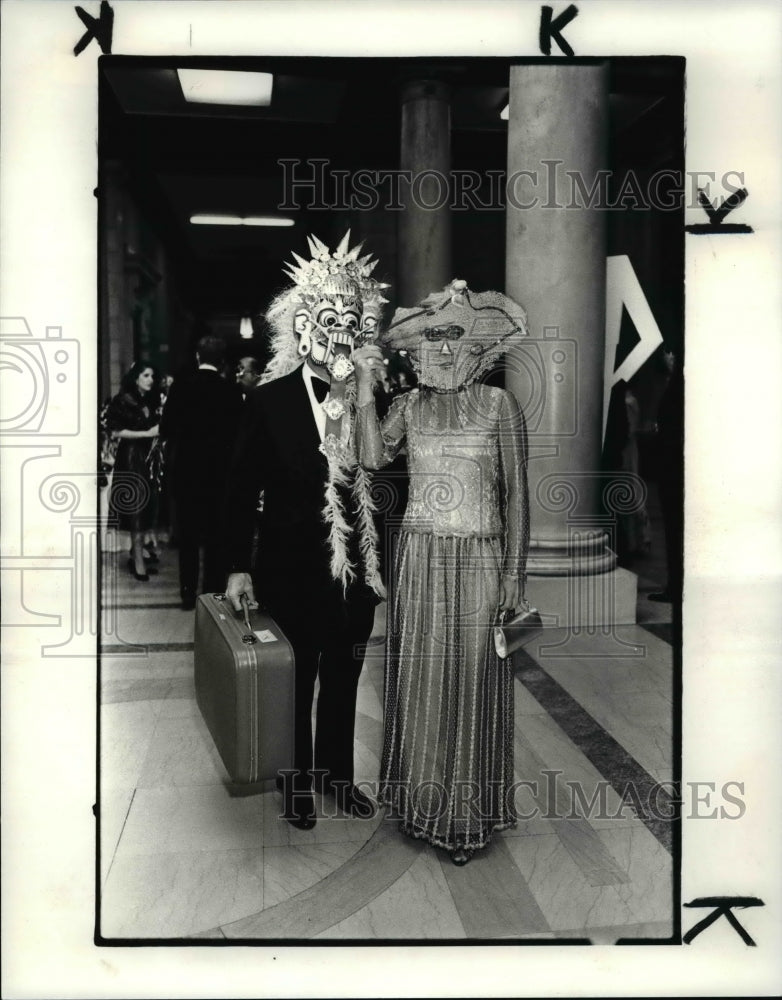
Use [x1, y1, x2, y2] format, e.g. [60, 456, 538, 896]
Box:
[494, 599, 544, 659]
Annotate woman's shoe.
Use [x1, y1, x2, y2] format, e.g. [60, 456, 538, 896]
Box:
[127, 558, 149, 582]
[450, 847, 474, 867]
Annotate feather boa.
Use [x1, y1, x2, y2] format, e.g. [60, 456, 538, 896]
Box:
[353, 464, 387, 600]
[321, 451, 357, 590]
[319, 413, 385, 598]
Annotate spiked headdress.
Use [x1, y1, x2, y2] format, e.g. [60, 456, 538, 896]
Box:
[282, 230, 390, 308]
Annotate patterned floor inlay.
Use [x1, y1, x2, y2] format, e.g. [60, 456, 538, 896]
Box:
[219, 816, 424, 939]
[107, 602, 184, 610]
[97, 536, 675, 942]
[513, 652, 675, 853]
[101, 642, 195, 655]
[437, 836, 551, 938]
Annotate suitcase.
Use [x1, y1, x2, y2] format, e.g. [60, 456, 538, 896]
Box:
[194, 592, 295, 784]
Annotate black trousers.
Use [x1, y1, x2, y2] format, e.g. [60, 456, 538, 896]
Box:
[264, 587, 376, 793]
[175, 488, 226, 598]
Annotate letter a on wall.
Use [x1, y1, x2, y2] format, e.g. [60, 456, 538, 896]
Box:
[603, 255, 664, 441]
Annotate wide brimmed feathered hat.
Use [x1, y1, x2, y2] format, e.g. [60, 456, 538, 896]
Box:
[382, 280, 529, 383]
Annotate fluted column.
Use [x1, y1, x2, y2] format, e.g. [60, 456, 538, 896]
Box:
[101, 161, 132, 397]
[398, 79, 451, 307]
[505, 63, 637, 627]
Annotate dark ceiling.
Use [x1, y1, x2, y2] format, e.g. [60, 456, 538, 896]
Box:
[99, 56, 684, 323]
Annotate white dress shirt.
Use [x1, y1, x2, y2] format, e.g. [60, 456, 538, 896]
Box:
[302, 363, 330, 442]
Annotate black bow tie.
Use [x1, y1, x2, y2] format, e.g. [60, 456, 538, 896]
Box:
[311, 377, 329, 403]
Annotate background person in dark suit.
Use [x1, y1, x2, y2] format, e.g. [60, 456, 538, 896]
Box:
[649, 347, 684, 604]
[161, 335, 243, 610]
[235, 355, 263, 398]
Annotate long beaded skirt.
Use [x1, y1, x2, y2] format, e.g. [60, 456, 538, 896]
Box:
[379, 529, 517, 851]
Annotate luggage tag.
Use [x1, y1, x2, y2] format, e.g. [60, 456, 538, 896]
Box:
[237, 594, 279, 645]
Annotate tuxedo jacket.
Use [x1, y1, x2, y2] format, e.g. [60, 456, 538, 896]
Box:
[161, 369, 243, 498]
[224, 367, 373, 613]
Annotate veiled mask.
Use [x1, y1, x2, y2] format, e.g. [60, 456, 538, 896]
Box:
[383, 281, 529, 391]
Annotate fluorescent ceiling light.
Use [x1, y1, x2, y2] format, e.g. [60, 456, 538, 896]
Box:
[500, 104, 509, 120]
[190, 214, 242, 226]
[242, 216, 295, 227]
[178, 69, 273, 106]
[190, 215, 294, 227]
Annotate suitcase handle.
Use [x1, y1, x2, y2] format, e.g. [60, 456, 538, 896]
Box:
[239, 594, 258, 645]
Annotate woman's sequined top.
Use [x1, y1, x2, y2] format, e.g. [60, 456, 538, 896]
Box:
[356, 384, 529, 577]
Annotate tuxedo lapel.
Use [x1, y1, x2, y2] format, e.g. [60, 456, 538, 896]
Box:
[272, 369, 327, 486]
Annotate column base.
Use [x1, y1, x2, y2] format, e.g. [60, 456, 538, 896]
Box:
[526, 567, 637, 628]
[527, 530, 617, 576]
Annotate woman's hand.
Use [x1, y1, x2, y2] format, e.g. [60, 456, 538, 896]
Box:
[353, 345, 388, 404]
[147, 424, 159, 438]
[498, 573, 520, 613]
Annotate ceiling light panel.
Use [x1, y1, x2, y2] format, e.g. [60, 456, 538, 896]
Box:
[190, 215, 294, 227]
[178, 69, 273, 106]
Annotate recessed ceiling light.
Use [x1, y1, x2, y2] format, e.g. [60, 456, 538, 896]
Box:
[177, 69, 273, 106]
[190, 215, 294, 227]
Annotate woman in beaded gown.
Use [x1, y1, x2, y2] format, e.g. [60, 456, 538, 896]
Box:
[355, 282, 530, 865]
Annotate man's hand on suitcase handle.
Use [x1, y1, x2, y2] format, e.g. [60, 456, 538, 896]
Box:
[226, 572, 258, 613]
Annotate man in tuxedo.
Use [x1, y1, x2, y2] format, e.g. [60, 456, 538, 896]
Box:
[224, 232, 388, 830]
[161, 335, 243, 610]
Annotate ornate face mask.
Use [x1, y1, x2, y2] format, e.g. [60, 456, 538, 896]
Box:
[383, 281, 529, 391]
[294, 288, 365, 369]
[282, 232, 389, 375]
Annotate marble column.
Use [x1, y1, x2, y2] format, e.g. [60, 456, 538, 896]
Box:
[398, 79, 451, 307]
[505, 63, 637, 628]
[101, 161, 133, 397]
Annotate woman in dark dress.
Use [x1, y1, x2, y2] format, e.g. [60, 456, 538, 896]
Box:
[107, 361, 160, 581]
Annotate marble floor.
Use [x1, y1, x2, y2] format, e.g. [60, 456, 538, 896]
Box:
[99, 514, 676, 944]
